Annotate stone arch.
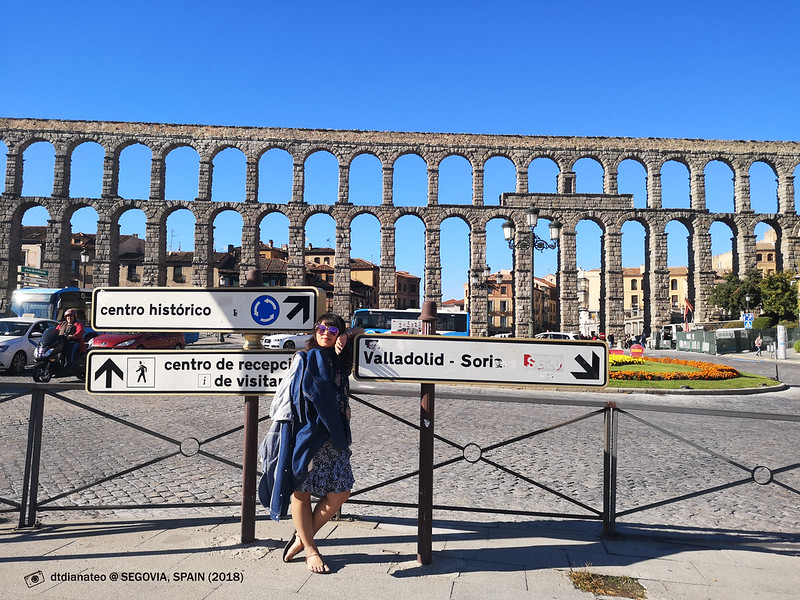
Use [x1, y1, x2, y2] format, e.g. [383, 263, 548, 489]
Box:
[392, 152, 427, 207]
[69, 140, 105, 198]
[210, 146, 247, 203]
[348, 152, 383, 206]
[617, 157, 648, 209]
[437, 154, 473, 205]
[21, 140, 56, 197]
[163, 145, 201, 201]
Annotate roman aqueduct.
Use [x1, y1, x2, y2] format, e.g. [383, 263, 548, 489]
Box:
[1, 117, 799, 340]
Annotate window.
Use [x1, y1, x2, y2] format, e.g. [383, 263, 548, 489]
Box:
[127, 264, 139, 282]
[757, 253, 763, 261]
[500, 316, 507, 327]
[631, 295, 638, 307]
[488, 301, 495, 312]
[631, 279, 638, 290]
[500, 286, 507, 295]
[671, 279, 678, 290]
[410, 284, 417, 293]
[671, 294, 678, 307]
[768, 253, 774, 261]
[500, 300, 507, 312]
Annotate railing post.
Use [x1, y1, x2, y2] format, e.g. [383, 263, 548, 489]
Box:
[19, 387, 46, 528]
[602, 402, 618, 538]
[417, 301, 437, 564]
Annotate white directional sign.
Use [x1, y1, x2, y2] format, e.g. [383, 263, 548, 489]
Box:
[353, 335, 608, 387]
[87, 350, 297, 394]
[91, 287, 325, 332]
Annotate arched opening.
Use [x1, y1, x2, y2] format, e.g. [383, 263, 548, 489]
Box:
[69, 141, 104, 198]
[211, 147, 246, 202]
[573, 157, 604, 194]
[705, 160, 735, 213]
[348, 153, 382, 206]
[392, 153, 427, 207]
[304, 151, 338, 205]
[618, 159, 647, 209]
[118, 143, 152, 199]
[661, 161, 691, 209]
[528, 157, 558, 193]
[258, 148, 293, 203]
[749, 161, 778, 214]
[21, 141, 55, 197]
[438, 154, 472, 204]
[350, 213, 381, 309]
[117, 208, 146, 286]
[483, 155, 516, 206]
[165, 146, 200, 201]
[395, 214, 426, 303]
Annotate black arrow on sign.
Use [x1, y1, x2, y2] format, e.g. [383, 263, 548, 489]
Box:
[285, 295, 311, 322]
[94, 358, 124, 387]
[571, 352, 601, 380]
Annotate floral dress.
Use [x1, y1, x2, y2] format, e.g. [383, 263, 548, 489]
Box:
[296, 352, 354, 497]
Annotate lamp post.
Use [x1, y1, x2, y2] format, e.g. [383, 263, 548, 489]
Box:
[502, 208, 561, 338]
[80, 249, 90, 288]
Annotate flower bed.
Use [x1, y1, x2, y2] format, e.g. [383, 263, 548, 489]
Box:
[608, 354, 740, 381]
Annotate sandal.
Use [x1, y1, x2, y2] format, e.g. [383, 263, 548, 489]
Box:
[305, 552, 330, 574]
[283, 531, 300, 563]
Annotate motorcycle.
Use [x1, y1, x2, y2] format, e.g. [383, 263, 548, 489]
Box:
[32, 327, 87, 383]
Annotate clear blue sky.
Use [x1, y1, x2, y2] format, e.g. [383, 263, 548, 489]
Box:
[4, 1, 799, 300]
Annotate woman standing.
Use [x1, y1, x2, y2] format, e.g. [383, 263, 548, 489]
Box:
[282, 313, 362, 574]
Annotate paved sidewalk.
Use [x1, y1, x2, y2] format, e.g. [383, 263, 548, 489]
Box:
[3, 513, 799, 600]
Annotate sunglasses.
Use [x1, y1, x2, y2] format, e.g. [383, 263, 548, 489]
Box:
[315, 324, 340, 336]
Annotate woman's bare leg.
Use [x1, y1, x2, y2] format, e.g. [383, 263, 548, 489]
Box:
[285, 490, 351, 567]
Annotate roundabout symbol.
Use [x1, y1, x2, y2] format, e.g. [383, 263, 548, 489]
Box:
[251, 295, 280, 326]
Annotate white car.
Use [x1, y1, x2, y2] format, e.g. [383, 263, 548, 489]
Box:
[263, 333, 311, 350]
[0, 318, 59, 373]
[534, 331, 581, 340]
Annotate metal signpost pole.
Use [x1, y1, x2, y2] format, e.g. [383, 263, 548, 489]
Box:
[417, 301, 437, 565]
[241, 268, 263, 544]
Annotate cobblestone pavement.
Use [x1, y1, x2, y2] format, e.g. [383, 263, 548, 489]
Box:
[1, 342, 799, 552]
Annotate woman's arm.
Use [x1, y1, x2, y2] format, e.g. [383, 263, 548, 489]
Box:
[335, 326, 364, 355]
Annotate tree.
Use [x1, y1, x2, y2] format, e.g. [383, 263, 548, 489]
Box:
[708, 270, 762, 319]
[759, 271, 798, 321]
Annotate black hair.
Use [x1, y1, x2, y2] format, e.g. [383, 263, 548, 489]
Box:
[305, 312, 352, 367]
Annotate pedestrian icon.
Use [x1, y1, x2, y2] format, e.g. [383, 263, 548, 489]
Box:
[127, 357, 156, 387]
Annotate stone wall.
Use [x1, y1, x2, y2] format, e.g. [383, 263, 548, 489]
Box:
[2, 117, 799, 338]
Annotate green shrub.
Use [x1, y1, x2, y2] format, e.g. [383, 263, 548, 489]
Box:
[722, 320, 744, 328]
[779, 320, 799, 328]
[753, 316, 774, 329]
[794, 339, 800, 353]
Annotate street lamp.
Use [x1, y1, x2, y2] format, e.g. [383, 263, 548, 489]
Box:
[502, 208, 562, 337]
[80, 249, 90, 288]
